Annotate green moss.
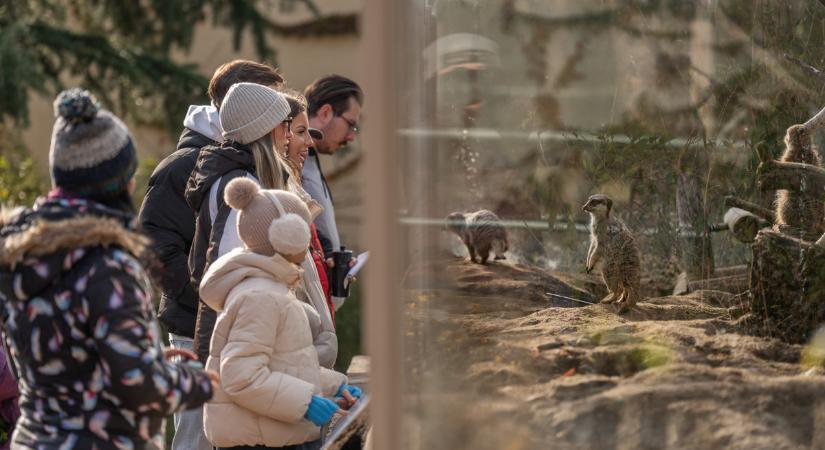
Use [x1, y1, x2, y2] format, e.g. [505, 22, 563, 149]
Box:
[630, 343, 674, 370]
[589, 327, 641, 346]
[801, 327, 825, 370]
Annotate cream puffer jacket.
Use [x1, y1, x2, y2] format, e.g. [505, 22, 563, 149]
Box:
[199, 247, 348, 447]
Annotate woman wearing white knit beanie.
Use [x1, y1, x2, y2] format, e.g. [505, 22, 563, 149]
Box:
[220, 82, 293, 189]
[185, 82, 296, 365]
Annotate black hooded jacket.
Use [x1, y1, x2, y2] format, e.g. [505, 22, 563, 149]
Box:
[138, 128, 216, 338]
[0, 198, 213, 449]
[185, 140, 256, 362]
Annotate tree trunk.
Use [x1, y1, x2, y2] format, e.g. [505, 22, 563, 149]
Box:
[749, 229, 825, 343]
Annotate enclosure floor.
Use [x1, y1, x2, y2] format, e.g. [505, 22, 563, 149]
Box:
[402, 256, 825, 450]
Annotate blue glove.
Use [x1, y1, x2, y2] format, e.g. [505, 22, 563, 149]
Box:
[336, 384, 362, 399]
[304, 395, 339, 427]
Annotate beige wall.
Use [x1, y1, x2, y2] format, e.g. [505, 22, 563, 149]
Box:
[21, 1, 365, 250]
[24, 2, 362, 163]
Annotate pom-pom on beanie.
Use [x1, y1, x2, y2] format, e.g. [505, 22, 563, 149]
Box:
[224, 177, 311, 257]
[49, 88, 138, 200]
[220, 82, 291, 145]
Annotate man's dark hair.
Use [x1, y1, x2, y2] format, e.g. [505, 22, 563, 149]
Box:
[304, 74, 363, 117]
[208, 60, 284, 109]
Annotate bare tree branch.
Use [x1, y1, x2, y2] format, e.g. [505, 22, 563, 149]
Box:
[724, 196, 775, 222]
[755, 142, 771, 164]
[757, 159, 825, 195]
[783, 53, 825, 83]
[803, 105, 825, 132]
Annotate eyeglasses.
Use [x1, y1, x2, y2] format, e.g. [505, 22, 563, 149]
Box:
[337, 114, 359, 134]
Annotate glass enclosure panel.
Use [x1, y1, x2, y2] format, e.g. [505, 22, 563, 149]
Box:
[394, 1, 825, 448]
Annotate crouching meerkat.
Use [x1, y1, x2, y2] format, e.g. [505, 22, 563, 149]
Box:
[582, 194, 641, 313]
[446, 210, 509, 264]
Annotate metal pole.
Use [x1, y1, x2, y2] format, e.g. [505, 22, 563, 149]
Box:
[361, 0, 401, 448]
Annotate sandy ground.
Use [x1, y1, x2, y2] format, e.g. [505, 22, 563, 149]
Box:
[401, 255, 825, 450]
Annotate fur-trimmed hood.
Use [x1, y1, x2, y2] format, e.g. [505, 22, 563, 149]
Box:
[198, 248, 303, 313]
[0, 198, 149, 301]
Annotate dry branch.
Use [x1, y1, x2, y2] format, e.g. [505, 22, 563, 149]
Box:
[723, 207, 769, 243]
[756, 159, 825, 195]
[724, 196, 775, 222]
[673, 265, 749, 295]
[755, 142, 771, 164]
[688, 274, 749, 294]
[803, 105, 825, 133]
[783, 53, 825, 85]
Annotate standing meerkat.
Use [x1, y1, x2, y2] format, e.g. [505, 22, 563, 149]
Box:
[582, 194, 641, 313]
[445, 210, 509, 264]
[774, 124, 825, 241]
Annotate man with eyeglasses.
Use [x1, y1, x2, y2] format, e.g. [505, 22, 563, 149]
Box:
[302, 75, 363, 310]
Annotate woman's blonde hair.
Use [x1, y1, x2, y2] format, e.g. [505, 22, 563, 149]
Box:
[249, 134, 288, 189]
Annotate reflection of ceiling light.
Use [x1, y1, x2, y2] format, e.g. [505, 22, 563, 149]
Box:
[511, 0, 613, 19]
[428, 0, 480, 13]
[423, 33, 500, 79]
[437, 62, 487, 76]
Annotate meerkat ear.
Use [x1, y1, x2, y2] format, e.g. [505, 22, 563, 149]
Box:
[605, 198, 613, 211]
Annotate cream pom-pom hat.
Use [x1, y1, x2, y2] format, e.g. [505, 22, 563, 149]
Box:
[223, 177, 312, 258]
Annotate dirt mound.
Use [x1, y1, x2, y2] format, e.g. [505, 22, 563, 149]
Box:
[404, 257, 825, 450]
[405, 255, 595, 305]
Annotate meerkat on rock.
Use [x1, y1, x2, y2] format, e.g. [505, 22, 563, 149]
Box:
[446, 210, 509, 264]
[582, 194, 642, 313]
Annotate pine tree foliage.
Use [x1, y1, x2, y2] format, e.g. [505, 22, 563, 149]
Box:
[0, 0, 289, 131]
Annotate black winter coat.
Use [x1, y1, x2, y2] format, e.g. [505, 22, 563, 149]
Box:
[0, 197, 213, 449]
[185, 140, 257, 363]
[138, 129, 216, 337]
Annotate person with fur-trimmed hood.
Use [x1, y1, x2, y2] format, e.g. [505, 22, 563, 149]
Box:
[200, 178, 360, 449]
[0, 89, 216, 449]
[0, 330, 19, 450]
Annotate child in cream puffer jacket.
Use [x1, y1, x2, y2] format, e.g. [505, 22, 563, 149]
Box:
[199, 178, 361, 449]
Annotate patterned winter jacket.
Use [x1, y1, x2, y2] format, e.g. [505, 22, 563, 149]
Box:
[0, 198, 213, 449]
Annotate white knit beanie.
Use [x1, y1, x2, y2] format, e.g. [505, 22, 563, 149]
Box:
[220, 82, 290, 144]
